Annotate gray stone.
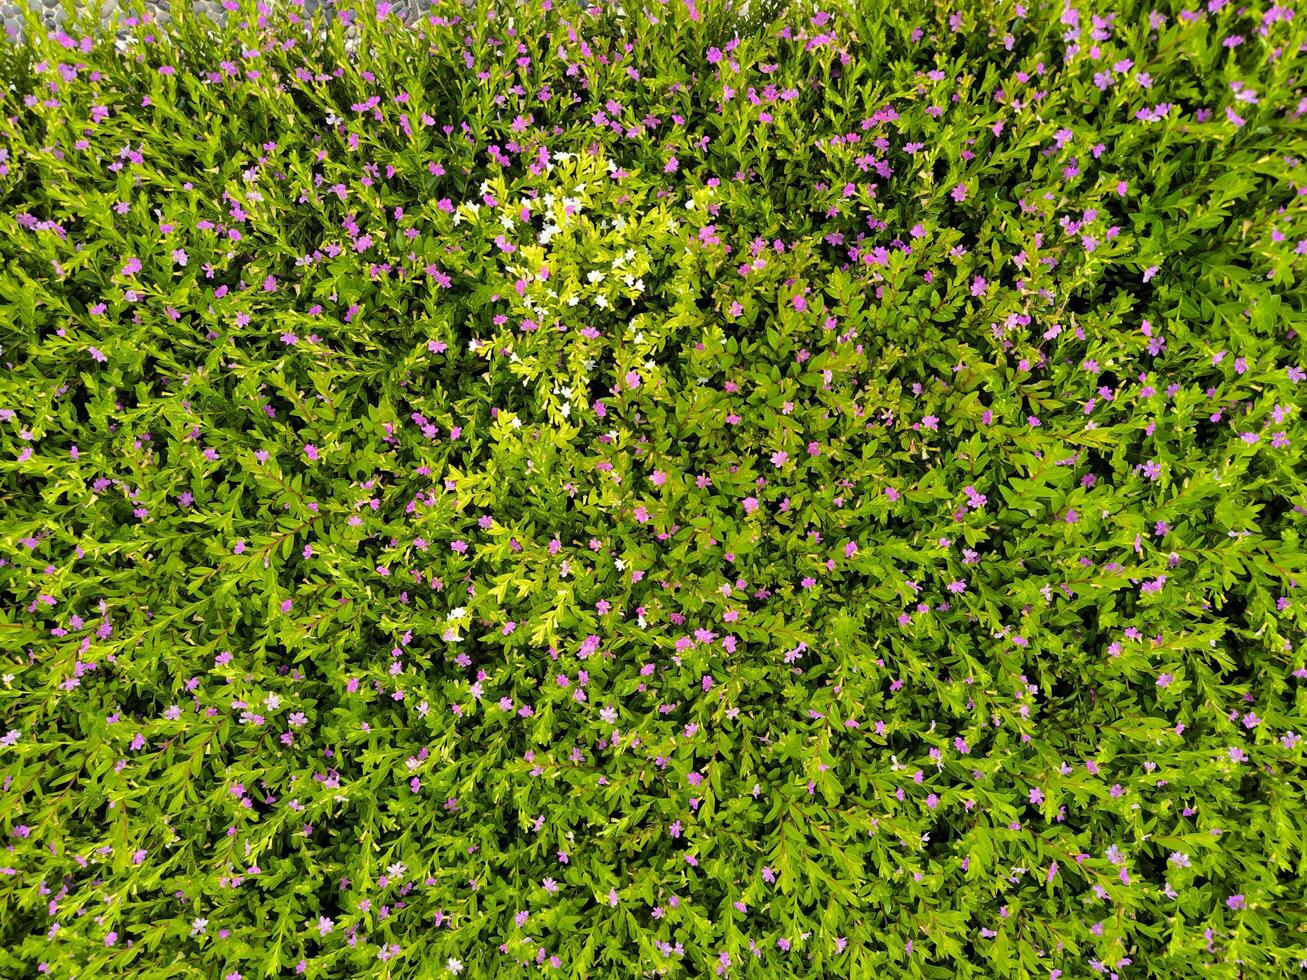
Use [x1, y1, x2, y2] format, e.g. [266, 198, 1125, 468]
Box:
[0, 1, 312, 42]
[0, 0, 465, 44]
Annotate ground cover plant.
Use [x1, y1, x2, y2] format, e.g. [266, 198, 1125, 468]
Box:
[1, 0, 1306, 975]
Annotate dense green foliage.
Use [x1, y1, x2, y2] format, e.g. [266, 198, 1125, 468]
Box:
[1, 0, 1306, 976]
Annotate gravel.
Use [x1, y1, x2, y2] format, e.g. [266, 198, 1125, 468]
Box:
[1, 0, 447, 44]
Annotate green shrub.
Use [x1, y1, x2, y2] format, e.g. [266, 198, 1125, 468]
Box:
[1, 0, 1305, 976]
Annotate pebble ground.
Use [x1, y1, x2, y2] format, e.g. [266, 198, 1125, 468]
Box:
[1, 0, 445, 44]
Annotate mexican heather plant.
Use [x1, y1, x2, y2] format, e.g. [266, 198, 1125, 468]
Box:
[1, 0, 1306, 976]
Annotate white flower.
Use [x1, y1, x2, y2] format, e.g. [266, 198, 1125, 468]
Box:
[448, 607, 467, 620]
[447, 959, 464, 975]
[594, 295, 609, 308]
[387, 862, 408, 878]
[587, 270, 605, 283]
[190, 917, 208, 936]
